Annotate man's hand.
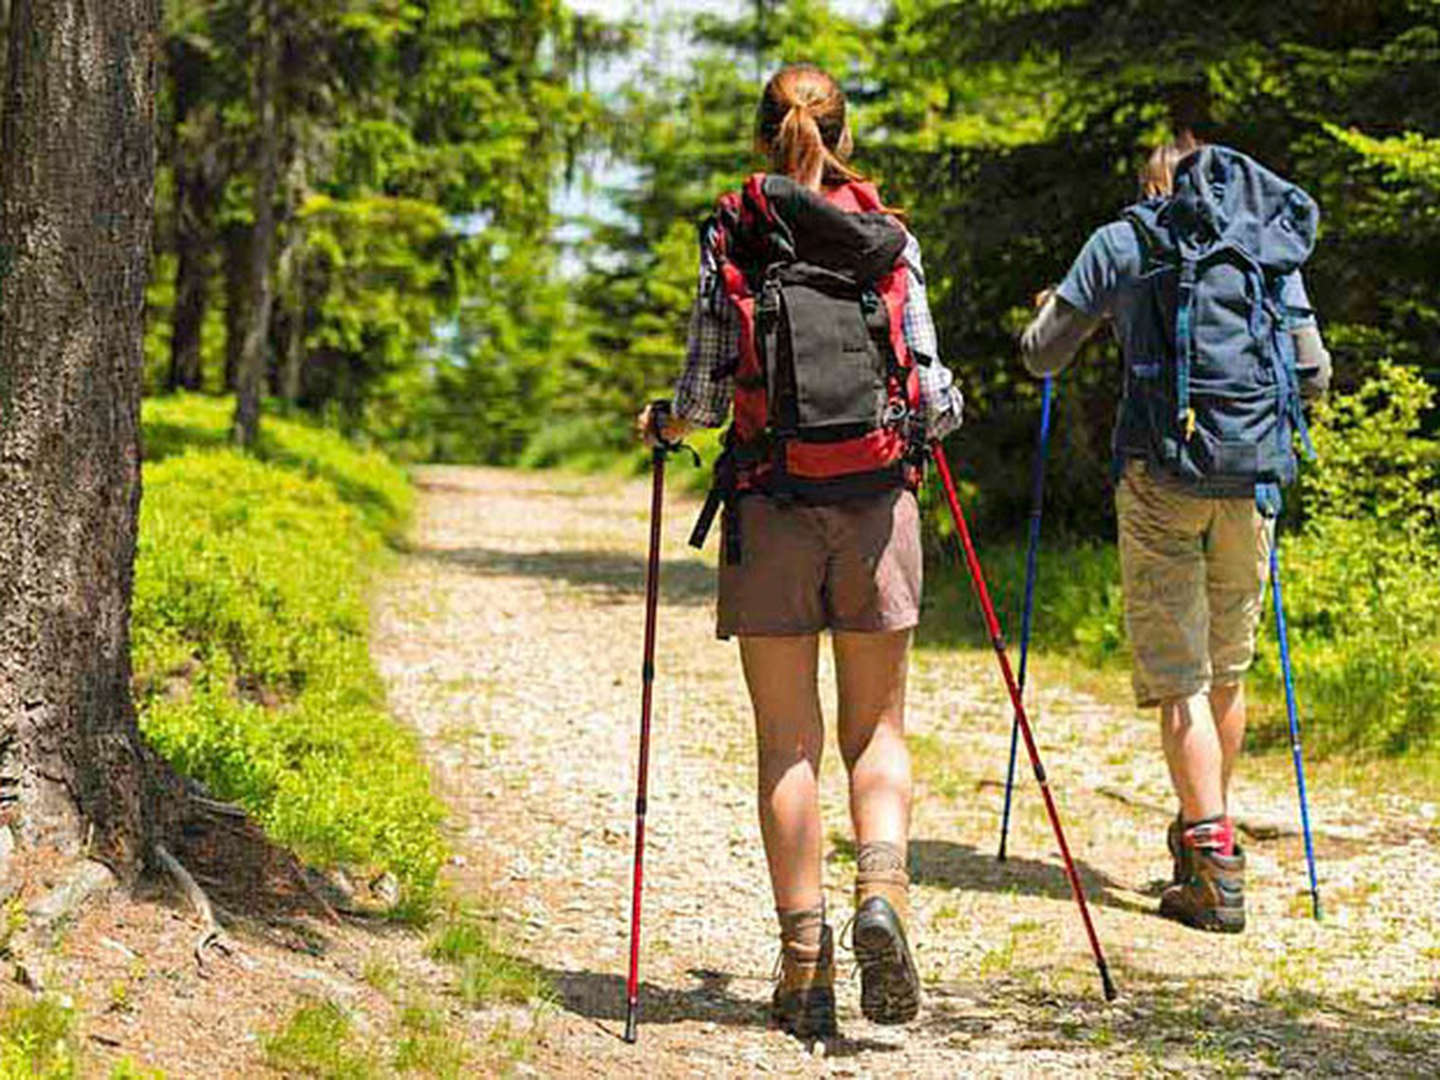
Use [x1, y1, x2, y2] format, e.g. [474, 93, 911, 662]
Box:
[635, 403, 692, 448]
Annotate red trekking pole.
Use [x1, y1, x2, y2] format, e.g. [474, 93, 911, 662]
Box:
[931, 444, 1117, 1002]
[625, 402, 697, 1044]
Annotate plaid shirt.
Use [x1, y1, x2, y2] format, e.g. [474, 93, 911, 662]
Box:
[673, 226, 964, 439]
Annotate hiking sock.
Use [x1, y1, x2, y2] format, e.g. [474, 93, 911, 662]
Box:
[776, 903, 826, 954]
[855, 841, 910, 923]
[1181, 815, 1236, 858]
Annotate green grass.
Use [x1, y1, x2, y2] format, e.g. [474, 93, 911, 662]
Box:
[265, 996, 484, 1078]
[427, 910, 551, 1009]
[134, 396, 445, 916]
[0, 997, 161, 1079]
[392, 1002, 471, 1077]
[263, 1000, 382, 1079]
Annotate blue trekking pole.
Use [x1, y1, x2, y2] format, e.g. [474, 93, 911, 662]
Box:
[998, 376, 1055, 862]
[1269, 530, 1322, 920]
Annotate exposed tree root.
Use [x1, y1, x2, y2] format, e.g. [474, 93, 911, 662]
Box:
[146, 747, 340, 925]
[153, 843, 232, 975]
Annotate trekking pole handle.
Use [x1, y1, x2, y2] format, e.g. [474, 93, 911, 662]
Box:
[647, 399, 701, 467]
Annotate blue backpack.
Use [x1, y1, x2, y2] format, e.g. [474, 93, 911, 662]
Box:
[1115, 146, 1319, 502]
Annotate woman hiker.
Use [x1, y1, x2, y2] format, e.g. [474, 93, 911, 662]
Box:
[636, 63, 963, 1040]
[1020, 137, 1332, 933]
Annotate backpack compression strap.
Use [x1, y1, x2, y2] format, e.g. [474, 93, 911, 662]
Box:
[1174, 257, 1198, 440]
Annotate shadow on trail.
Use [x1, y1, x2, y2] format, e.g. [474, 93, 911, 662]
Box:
[918, 965, 1440, 1075]
[421, 546, 714, 605]
[539, 957, 1439, 1070]
[909, 838, 1151, 916]
[540, 964, 900, 1056]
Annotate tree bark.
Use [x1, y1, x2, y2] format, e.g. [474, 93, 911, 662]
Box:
[232, 0, 279, 448]
[0, 0, 158, 875]
[167, 38, 215, 396]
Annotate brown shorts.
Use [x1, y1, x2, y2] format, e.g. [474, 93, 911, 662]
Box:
[1116, 461, 1274, 708]
[716, 490, 922, 639]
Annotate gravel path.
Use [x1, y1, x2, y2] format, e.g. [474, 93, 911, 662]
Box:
[374, 466, 1440, 1077]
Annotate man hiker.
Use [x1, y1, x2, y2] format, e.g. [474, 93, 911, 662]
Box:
[1019, 138, 1332, 932]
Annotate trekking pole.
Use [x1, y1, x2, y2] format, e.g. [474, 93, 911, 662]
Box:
[625, 401, 699, 1044]
[999, 375, 1056, 862]
[1269, 530, 1322, 921]
[931, 444, 1117, 1001]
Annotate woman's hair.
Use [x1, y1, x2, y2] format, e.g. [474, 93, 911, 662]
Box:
[755, 64, 867, 190]
[1139, 131, 1203, 198]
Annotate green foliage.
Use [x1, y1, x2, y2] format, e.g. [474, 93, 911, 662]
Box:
[919, 539, 1128, 669]
[135, 398, 444, 913]
[0, 997, 78, 1079]
[1278, 363, 1440, 751]
[149, 0, 613, 456]
[142, 394, 412, 541]
[926, 368, 1440, 754]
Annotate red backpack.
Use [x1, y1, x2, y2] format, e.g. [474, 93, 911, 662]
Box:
[689, 173, 924, 561]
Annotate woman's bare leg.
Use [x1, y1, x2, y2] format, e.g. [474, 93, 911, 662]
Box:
[740, 634, 825, 911]
[834, 629, 912, 855]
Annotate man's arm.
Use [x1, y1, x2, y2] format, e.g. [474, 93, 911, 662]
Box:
[1020, 293, 1106, 377]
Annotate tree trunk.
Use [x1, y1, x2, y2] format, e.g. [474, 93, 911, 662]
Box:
[232, 0, 279, 448]
[223, 222, 248, 393]
[0, 0, 158, 875]
[169, 141, 211, 393]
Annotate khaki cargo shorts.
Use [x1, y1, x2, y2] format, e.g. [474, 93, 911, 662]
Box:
[1116, 461, 1274, 708]
[716, 490, 922, 639]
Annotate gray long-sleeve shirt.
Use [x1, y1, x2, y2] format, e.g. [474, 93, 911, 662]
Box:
[1021, 295, 1333, 399]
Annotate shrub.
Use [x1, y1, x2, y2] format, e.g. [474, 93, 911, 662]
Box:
[134, 401, 444, 913]
[142, 394, 412, 542]
[1276, 362, 1440, 752]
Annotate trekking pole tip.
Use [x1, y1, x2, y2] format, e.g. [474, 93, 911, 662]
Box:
[624, 1001, 639, 1044]
[1099, 963, 1118, 1002]
[1312, 893, 1323, 922]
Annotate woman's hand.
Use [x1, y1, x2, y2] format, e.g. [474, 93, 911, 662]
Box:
[1033, 285, 1057, 310]
[635, 404, 692, 448]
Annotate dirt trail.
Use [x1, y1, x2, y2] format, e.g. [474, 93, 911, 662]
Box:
[374, 466, 1440, 1077]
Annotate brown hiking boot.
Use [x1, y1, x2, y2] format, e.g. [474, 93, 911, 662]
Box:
[1160, 833, 1246, 934]
[852, 842, 920, 1025]
[770, 924, 837, 1041]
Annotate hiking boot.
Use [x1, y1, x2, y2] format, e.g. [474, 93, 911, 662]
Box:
[1160, 823, 1246, 934]
[770, 924, 837, 1041]
[1167, 815, 1192, 886]
[852, 842, 921, 1025]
